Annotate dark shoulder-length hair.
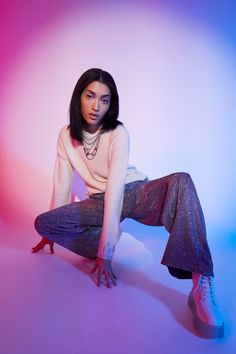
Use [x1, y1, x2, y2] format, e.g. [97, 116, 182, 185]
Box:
[69, 68, 122, 142]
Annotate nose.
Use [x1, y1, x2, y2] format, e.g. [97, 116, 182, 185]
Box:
[92, 99, 100, 111]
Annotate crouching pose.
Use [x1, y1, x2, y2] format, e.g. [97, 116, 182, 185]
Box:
[32, 68, 224, 338]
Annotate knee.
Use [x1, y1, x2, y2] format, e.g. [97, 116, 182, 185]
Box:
[174, 172, 192, 183]
[34, 213, 46, 236]
[171, 172, 193, 187]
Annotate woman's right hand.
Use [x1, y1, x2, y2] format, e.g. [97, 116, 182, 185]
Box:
[90, 257, 117, 288]
[31, 237, 54, 254]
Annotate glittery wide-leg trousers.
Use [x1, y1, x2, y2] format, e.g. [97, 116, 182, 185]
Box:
[34, 172, 214, 279]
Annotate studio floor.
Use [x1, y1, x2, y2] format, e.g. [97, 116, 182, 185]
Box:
[0, 218, 235, 354]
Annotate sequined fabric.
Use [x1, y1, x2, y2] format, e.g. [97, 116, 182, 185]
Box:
[34, 172, 214, 279]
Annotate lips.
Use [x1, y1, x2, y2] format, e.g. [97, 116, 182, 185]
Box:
[89, 114, 100, 122]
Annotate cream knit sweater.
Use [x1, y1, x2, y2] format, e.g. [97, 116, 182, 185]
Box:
[50, 124, 147, 259]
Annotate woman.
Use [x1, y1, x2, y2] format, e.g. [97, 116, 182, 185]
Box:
[32, 68, 224, 338]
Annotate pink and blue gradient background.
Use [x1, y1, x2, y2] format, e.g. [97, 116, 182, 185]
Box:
[0, 1, 236, 353]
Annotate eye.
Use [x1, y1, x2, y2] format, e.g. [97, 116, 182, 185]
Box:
[101, 98, 110, 105]
[86, 94, 93, 99]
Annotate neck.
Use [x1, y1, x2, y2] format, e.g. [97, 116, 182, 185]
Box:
[82, 122, 102, 134]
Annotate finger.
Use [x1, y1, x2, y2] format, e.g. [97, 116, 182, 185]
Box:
[111, 271, 117, 279]
[31, 244, 43, 252]
[108, 272, 117, 286]
[104, 273, 111, 288]
[31, 247, 39, 253]
[108, 266, 117, 280]
[49, 242, 54, 254]
[89, 263, 98, 275]
[97, 268, 102, 287]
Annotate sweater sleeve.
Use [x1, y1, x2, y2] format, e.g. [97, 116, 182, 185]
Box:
[97, 126, 129, 259]
[49, 128, 74, 210]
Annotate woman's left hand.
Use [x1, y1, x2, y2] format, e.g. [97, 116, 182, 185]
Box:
[31, 237, 54, 254]
[90, 257, 117, 288]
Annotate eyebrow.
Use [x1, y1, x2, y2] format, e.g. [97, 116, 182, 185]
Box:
[84, 89, 111, 98]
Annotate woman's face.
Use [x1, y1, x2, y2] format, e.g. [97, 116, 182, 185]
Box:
[80, 81, 111, 133]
